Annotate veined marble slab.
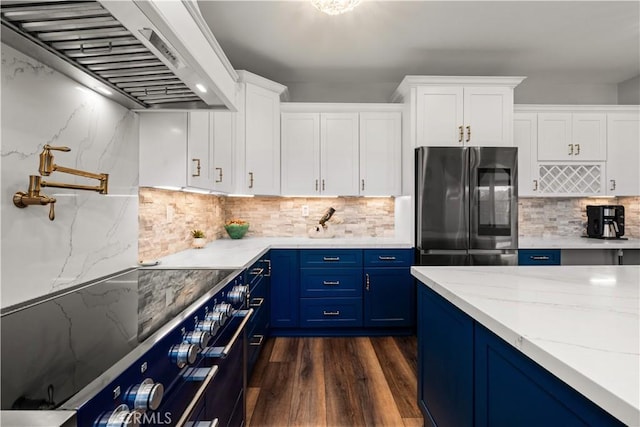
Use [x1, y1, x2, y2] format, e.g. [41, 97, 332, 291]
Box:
[150, 237, 413, 269]
[411, 265, 640, 426]
[520, 236, 640, 249]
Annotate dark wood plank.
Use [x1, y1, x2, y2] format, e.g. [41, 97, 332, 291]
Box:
[246, 386, 260, 427]
[248, 361, 295, 427]
[393, 335, 418, 376]
[370, 336, 422, 418]
[269, 336, 300, 362]
[289, 337, 326, 426]
[248, 336, 276, 387]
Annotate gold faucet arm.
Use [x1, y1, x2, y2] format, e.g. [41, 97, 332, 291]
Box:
[39, 145, 70, 176]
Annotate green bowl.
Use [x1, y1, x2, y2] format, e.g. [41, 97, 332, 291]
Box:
[224, 223, 249, 239]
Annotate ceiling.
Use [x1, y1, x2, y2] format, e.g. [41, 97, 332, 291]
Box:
[198, 1, 640, 101]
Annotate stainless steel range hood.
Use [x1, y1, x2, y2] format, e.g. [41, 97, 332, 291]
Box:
[1, 0, 238, 111]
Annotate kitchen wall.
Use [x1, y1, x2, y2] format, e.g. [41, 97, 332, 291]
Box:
[1, 44, 139, 309]
[618, 75, 640, 105]
[519, 197, 640, 238]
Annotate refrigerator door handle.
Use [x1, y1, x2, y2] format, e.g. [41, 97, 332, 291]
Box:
[468, 249, 518, 255]
[421, 249, 469, 255]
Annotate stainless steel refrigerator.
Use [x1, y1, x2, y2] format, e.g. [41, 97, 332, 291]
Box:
[415, 146, 518, 266]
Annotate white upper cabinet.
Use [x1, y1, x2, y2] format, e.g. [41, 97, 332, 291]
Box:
[211, 112, 235, 193]
[513, 112, 538, 197]
[281, 113, 320, 195]
[416, 86, 463, 146]
[359, 112, 402, 196]
[321, 113, 360, 196]
[187, 111, 214, 189]
[236, 71, 287, 195]
[537, 113, 606, 161]
[607, 112, 640, 196]
[280, 104, 402, 197]
[463, 87, 513, 146]
[139, 112, 188, 188]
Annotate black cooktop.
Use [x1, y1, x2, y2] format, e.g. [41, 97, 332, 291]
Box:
[0, 268, 236, 410]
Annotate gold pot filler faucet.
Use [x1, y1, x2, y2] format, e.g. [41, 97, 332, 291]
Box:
[13, 145, 109, 221]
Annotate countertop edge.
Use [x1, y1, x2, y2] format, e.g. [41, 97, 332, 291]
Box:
[411, 267, 639, 426]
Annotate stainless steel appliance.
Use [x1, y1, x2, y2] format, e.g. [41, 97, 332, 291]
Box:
[415, 146, 518, 266]
[0, 263, 270, 426]
[586, 205, 625, 239]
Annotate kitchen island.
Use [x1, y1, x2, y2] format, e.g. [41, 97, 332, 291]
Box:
[411, 265, 639, 427]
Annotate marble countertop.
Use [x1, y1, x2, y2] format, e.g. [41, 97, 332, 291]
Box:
[411, 265, 640, 426]
[519, 236, 640, 249]
[151, 237, 413, 269]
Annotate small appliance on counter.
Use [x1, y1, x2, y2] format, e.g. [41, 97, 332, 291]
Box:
[586, 205, 626, 239]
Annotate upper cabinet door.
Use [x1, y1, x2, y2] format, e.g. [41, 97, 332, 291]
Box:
[139, 112, 188, 188]
[571, 113, 606, 161]
[416, 86, 464, 146]
[320, 113, 360, 196]
[212, 111, 235, 193]
[537, 113, 572, 160]
[463, 87, 513, 146]
[187, 111, 213, 189]
[607, 113, 640, 196]
[359, 112, 401, 196]
[514, 113, 539, 197]
[281, 113, 321, 196]
[244, 83, 281, 195]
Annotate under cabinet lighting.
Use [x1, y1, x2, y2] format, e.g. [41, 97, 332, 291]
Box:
[153, 186, 181, 191]
[195, 84, 207, 93]
[182, 187, 211, 194]
[227, 194, 255, 198]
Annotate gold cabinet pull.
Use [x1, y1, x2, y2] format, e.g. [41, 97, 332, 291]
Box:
[215, 167, 223, 183]
[192, 158, 201, 177]
[365, 273, 370, 291]
[575, 144, 580, 155]
[248, 172, 254, 189]
[315, 179, 319, 192]
[465, 125, 471, 143]
[322, 179, 325, 191]
[361, 179, 365, 191]
[458, 125, 463, 143]
[568, 144, 574, 155]
[533, 179, 538, 191]
[610, 179, 616, 191]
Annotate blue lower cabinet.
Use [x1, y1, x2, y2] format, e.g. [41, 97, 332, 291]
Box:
[418, 284, 474, 427]
[518, 249, 561, 265]
[270, 250, 299, 328]
[474, 325, 624, 427]
[300, 268, 362, 298]
[364, 268, 414, 327]
[300, 297, 363, 327]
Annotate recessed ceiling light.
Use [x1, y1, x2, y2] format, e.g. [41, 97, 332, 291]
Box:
[195, 84, 207, 93]
[95, 86, 112, 96]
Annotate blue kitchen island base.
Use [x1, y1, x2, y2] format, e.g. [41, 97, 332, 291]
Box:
[418, 283, 625, 427]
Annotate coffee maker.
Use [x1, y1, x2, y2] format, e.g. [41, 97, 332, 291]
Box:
[586, 205, 625, 239]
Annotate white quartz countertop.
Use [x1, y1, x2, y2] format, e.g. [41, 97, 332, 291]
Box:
[150, 237, 412, 269]
[411, 265, 640, 426]
[519, 236, 640, 249]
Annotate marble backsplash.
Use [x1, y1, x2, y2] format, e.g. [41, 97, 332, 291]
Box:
[518, 197, 640, 238]
[1, 44, 139, 309]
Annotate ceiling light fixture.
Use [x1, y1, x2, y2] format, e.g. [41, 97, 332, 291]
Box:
[311, 0, 361, 15]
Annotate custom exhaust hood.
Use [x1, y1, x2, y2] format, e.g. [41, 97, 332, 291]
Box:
[1, 0, 238, 110]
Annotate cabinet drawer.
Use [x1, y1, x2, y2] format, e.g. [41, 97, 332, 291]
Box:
[300, 249, 363, 268]
[518, 249, 561, 265]
[300, 298, 362, 328]
[300, 269, 362, 297]
[364, 249, 413, 267]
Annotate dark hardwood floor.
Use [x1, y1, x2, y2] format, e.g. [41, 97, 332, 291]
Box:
[247, 336, 421, 427]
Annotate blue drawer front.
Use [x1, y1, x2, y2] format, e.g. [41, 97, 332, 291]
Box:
[300, 298, 363, 327]
[364, 249, 413, 267]
[300, 269, 362, 298]
[300, 249, 363, 268]
[518, 249, 561, 265]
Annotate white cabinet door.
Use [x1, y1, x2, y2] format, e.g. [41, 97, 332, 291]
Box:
[244, 83, 281, 195]
[607, 113, 640, 196]
[416, 86, 464, 146]
[537, 113, 572, 161]
[514, 113, 539, 197]
[572, 113, 606, 161]
[139, 112, 187, 188]
[281, 113, 320, 196]
[212, 111, 235, 193]
[463, 87, 513, 146]
[359, 112, 401, 196]
[320, 113, 359, 196]
[187, 111, 213, 189]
